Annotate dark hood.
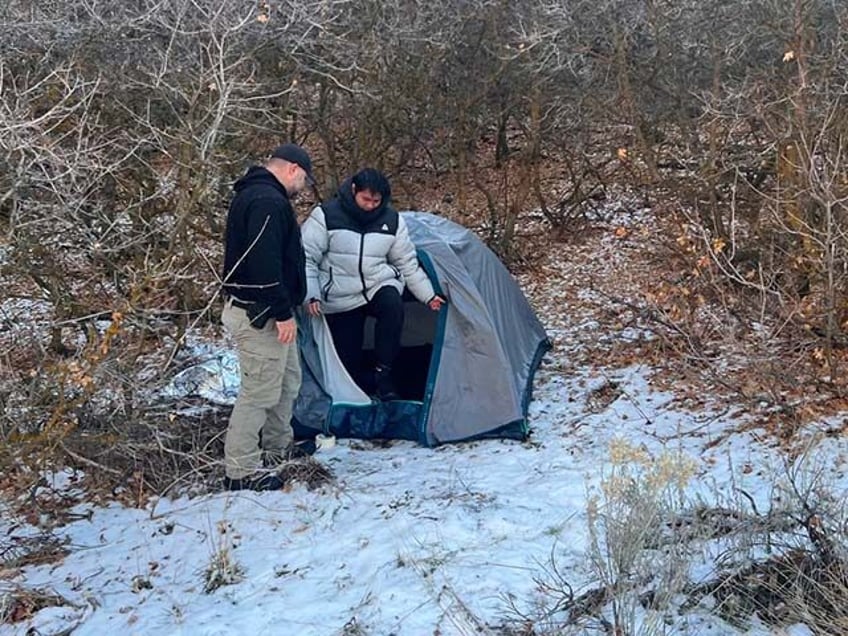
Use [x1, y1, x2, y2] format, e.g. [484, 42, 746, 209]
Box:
[233, 166, 289, 198]
[337, 177, 390, 226]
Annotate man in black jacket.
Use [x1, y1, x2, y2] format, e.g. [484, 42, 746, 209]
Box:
[221, 143, 315, 491]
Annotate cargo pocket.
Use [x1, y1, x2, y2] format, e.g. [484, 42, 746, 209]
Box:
[238, 352, 285, 409]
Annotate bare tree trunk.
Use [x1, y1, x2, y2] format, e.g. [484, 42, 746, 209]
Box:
[614, 31, 659, 184]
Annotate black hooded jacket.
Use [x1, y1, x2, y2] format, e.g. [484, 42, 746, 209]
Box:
[222, 166, 307, 321]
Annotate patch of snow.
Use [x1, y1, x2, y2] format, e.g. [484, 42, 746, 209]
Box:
[160, 351, 238, 405]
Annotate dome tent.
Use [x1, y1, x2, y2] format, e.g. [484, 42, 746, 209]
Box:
[293, 212, 551, 446]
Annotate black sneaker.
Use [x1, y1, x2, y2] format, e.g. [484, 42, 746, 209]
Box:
[224, 472, 285, 492]
[263, 440, 318, 467]
[286, 439, 317, 459]
[374, 365, 400, 401]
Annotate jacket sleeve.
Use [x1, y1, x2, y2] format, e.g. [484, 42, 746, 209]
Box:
[301, 205, 329, 302]
[244, 197, 294, 320]
[387, 215, 435, 304]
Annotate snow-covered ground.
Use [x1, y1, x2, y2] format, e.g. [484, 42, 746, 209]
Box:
[1, 207, 834, 636]
[2, 348, 833, 635]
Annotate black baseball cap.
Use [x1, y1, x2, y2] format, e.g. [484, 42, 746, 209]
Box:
[271, 143, 315, 185]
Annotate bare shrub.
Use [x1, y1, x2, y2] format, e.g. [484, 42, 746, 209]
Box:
[0, 0, 316, 491]
[685, 440, 848, 633]
[681, 0, 848, 373]
[505, 435, 848, 634]
[506, 440, 698, 635]
[202, 519, 245, 593]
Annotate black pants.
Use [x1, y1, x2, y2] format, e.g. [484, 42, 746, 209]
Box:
[326, 286, 404, 390]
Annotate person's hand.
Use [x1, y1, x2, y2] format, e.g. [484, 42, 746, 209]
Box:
[276, 318, 297, 344]
[428, 294, 446, 311]
[306, 299, 322, 317]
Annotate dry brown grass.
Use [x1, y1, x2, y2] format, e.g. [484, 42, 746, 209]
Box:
[0, 583, 77, 627]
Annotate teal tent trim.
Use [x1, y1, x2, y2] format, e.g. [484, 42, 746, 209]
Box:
[326, 400, 422, 440]
[416, 249, 447, 446]
[523, 338, 553, 414]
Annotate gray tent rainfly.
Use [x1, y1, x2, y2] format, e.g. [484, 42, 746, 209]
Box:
[292, 211, 551, 446]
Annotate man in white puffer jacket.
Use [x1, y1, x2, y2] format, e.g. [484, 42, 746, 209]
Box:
[302, 168, 445, 400]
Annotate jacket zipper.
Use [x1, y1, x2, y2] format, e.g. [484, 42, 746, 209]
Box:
[358, 233, 368, 301]
[322, 267, 334, 300]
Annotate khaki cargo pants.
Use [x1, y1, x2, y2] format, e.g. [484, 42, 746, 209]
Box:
[221, 300, 302, 479]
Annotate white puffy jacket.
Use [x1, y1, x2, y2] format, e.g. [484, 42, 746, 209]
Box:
[301, 195, 435, 315]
